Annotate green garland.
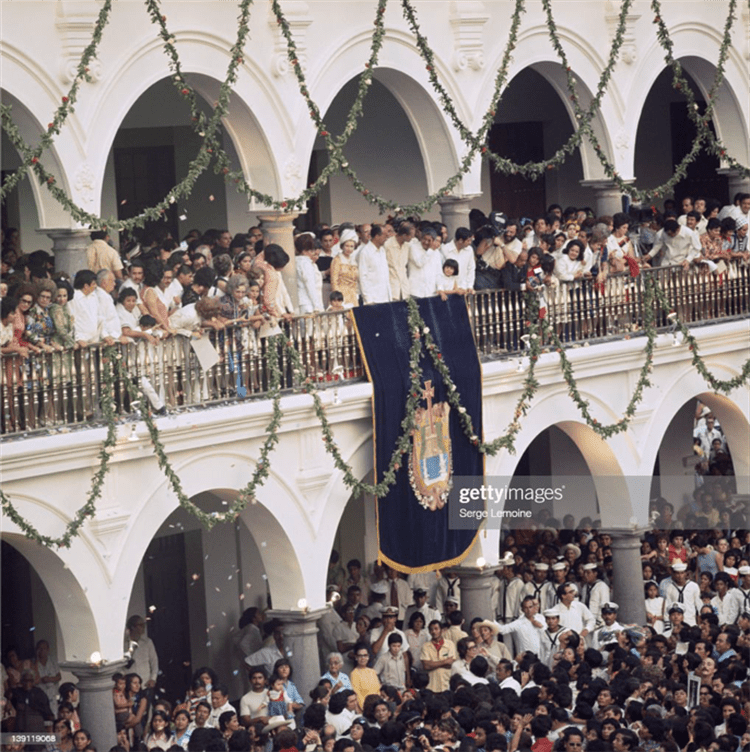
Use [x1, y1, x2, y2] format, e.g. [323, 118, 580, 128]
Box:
[2, 0, 748, 222]
[0, 0, 254, 232]
[0, 0, 114, 201]
[3, 272, 750, 548]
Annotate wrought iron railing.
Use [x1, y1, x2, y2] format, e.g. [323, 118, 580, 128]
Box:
[2, 262, 748, 436]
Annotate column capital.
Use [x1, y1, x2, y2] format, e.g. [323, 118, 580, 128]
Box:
[46, 228, 92, 278]
[59, 658, 130, 689]
[267, 606, 328, 625]
[454, 564, 500, 582]
[599, 526, 651, 542]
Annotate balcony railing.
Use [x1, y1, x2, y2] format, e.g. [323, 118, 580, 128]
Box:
[2, 263, 748, 437]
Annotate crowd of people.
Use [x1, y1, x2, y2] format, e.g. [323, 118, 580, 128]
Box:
[2, 496, 749, 752]
[1, 192, 749, 431]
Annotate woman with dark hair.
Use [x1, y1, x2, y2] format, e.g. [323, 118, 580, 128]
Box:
[173, 708, 192, 749]
[273, 658, 304, 716]
[58, 683, 81, 731]
[405, 612, 429, 671]
[144, 709, 174, 750]
[255, 244, 294, 335]
[50, 279, 76, 353]
[219, 710, 241, 742]
[50, 718, 75, 752]
[72, 728, 94, 752]
[123, 672, 148, 746]
[141, 260, 174, 334]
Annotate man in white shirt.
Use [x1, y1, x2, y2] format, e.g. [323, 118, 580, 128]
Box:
[358, 224, 392, 304]
[239, 668, 270, 728]
[370, 606, 407, 659]
[496, 595, 545, 655]
[125, 615, 159, 690]
[403, 588, 441, 628]
[538, 608, 571, 667]
[441, 228, 476, 291]
[495, 659, 521, 695]
[385, 221, 415, 300]
[408, 228, 443, 298]
[522, 563, 557, 613]
[590, 602, 624, 650]
[642, 219, 701, 269]
[208, 684, 235, 728]
[121, 260, 147, 313]
[693, 415, 725, 456]
[245, 622, 286, 678]
[95, 270, 125, 343]
[296, 245, 324, 313]
[580, 563, 610, 626]
[724, 565, 750, 624]
[555, 583, 596, 637]
[663, 561, 702, 626]
[69, 270, 102, 345]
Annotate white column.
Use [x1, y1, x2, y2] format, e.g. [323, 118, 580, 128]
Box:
[601, 527, 649, 626]
[716, 168, 750, 200]
[454, 565, 498, 624]
[438, 196, 479, 238]
[266, 607, 326, 698]
[257, 211, 300, 309]
[60, 659, 128, 752]
[46, 229, 91, 278]
[579, 180, 629, 217]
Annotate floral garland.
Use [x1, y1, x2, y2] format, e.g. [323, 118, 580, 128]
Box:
[2, 0, 748, 223]
[3, 274, 750, 548]
[0, 351, 119, 549]
[0, 0, 254, 232]
[0, 0, 114, 200]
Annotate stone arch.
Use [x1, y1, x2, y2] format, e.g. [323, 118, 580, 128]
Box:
[0, 87, 75, 229]
[308, 31, 463, 194]
[485, 388, 640, 526]
[639, 362, 750, 493]
[87, 34, 284, 206]
[0, 530, 98, 660]
[481, 25, 618, 179]
[626, 27, 750, 172]
[116, 450, 310, 612]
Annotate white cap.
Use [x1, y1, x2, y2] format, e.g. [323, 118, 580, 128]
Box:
[543, 608, 560, 618]
[500, 552, 515, 566]
[551, 562, 567, 571]
[738, 565, 750, 575]
[370, 580, 389, 594]
[601, 602, 619, 612]
[583, 563, 598, 571]
[445, 596, 460, 605]
[534, 563, 550, 571]
[671, 561, 688, 571]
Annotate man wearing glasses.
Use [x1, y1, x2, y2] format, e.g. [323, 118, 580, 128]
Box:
[561, 729, 585, 752]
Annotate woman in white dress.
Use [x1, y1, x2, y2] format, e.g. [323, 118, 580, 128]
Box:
[644, 581, 665, 634]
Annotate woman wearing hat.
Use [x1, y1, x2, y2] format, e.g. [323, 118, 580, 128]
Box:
[330, 230, 360, 307]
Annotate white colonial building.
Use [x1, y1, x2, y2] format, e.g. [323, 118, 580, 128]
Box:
[1, 1, 750, 750]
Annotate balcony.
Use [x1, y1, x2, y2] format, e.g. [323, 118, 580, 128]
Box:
[2, 263, 748, 437]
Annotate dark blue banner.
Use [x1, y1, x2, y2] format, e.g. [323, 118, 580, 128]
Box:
[351, 296, 483, 572]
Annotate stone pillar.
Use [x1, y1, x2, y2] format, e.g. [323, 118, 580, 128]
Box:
[60, 659, 128, 752]
[46, 229, 91, 279]
[257, 211, 299, 309]
[602, 527, 649, 626]
[716, 168, 750, 202]
[454, 565, 499, 624]
[579, 180, 628, 217]
[267, 607, 326, 698]
[438, 196, 479, 238]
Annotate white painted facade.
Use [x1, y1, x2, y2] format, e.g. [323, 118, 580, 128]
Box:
[2, 0, 750, 249]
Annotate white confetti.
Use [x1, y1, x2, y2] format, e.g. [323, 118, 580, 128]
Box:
[148, 605, 157, 613]
[179, 213, 187, 221]
[209, 195, 215, 202]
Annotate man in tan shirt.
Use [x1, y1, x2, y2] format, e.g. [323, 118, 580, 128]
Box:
[86, 231, 124, 278]
[384, 221, 415, 300]
[420, 619, 456, 692]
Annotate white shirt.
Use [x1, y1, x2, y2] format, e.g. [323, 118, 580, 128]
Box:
[646, 227, 702, 266]
[724, 586, 750, 625]
[208, 700, 234, 728]
[441, 242, 476, 290]
[581, 579, 611, 622]
[369, 627, 407, 658]
[117, 302, 141, 332]
[357, 242, 392, 304]
[538, 627, 571, 667]
[296, 254, 324, 313]
[499, 675, 522, 695]
[69, 289, 102, 343]
[94, 287, 122, 339]
[128, 634, 159, 684]
[663, 579, 702, 626]
[556, 600, 596, 634]
[553, 254, 584, 281]
[408, 242, 443, 298]
[590, 620, 624, 650]
[239, 689, 269, 719]
[496, 615, 543, 655]
[121, 277, 144, 305]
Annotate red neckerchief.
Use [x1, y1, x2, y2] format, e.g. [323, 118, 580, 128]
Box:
[432, 638, 445, 652]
